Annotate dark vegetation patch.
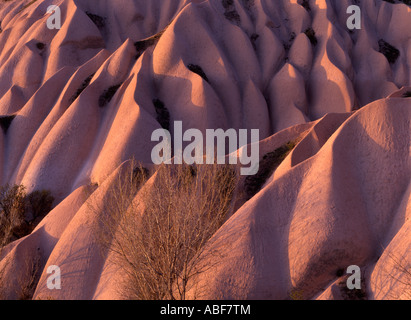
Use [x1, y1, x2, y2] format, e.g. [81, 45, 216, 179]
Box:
[17, 253, 42, 300]
[98, 83, 122, 108]
[134, 29, 165, 59]
[18, 0, 38, 13]
[304, 27, 317, 46]
[69, 73, 95, 104]
[299, 0, 311, 12]
[222, 0, 241, 24]
[26, 190, 54, 226]
[134, 28, 167, 60]
[0, 115, 16, 134]
[185, 164, 197, 178]
[402, 91, 411, 97]
[134, 38, 156, 59]
[152, 99, 170, 131]
[222, 0, 234, 9]
[0, 185, 54, 248]
[0, 184, 53, 299]
[283, 32, 296, 60]
[250, 33, 259, 51]
[378, 39, 400, 64]
[187, 64, 209, 83]
[337, 273, 368, 300]
[336, 268, 345, 277]
[244, 141, 296, 199]
[224, 10, 241, 24]
[86, 12, 106, 30]
[132, 166, 150, 186]
[241, 0, 255, 10]
[289, 32, 296, 43]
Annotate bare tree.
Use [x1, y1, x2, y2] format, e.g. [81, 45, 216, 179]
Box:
[0, 184, 26, 249]
[94, 161, 238, 300]
[0, 184, 54, 249]
[0, 184, 25, 300]
[0, 185, 53, 300]
[370, 243, 411, 300]
[17, 252, 42, 300]
[383, 250, 411, 300]
[0, 258, 6, 300]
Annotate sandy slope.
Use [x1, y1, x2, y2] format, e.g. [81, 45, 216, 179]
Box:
[0, 0, 410, 299]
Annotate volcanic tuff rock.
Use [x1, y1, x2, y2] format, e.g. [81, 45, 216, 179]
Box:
[0, 0, 410, 299]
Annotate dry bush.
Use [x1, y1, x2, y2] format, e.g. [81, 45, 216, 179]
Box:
[0, 254, 42, 300]
[371, 245, 411, 300]
[0, 258, 6, 300]
[17, 253, 42, 300]
[0, 184, 26, 249]
[95, 162, 238, 300]
[383, 251, 411, 300]
[0, 185, 52, 300]
[0, 185, 54, 249]
[244, 141, 297, 200]
[26, 190, 54, 228]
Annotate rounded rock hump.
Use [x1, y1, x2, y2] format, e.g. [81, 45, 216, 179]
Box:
[0, 0, 409, 300]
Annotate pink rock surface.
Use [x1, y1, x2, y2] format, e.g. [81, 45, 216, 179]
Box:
[0, 0, 409, 300]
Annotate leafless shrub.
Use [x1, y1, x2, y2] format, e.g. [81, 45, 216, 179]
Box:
[17, 253, 42, 300]
[0, 184, 26, 249]
[0, 185, 54, 249]
[0, 184, 52, 300]
[383, 251, 411, 300]
[94, 161, 238, 300]
[0, 258, 7, 300]
[0, 252, 41, 300]
[371, 244, 411, 300]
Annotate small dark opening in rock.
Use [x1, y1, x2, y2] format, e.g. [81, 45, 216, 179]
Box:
[36, 42, 45, 50]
